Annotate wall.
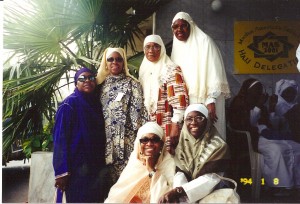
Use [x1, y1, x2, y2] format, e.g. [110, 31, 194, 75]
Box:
[154, 0, 300, 103]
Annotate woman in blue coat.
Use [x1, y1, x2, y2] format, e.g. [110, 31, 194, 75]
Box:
[53, 67, 106, 202]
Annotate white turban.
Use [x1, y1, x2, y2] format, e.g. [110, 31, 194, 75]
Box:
[275, 79, 298, 116]
[137, 122, 164, 139]
[171, 11, 194, 26]
[143, 35, 164, 49]
[184, 104, 208, 119]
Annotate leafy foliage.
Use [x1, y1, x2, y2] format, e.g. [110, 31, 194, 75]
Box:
[3, 0, 171, 163]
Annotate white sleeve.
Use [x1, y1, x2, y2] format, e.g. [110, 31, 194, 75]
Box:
[250, 106, 261, 127]
[181, 173, 220, 203]
[205, 97, 217, 105]
[173, 171, 188, 188]
[171, 109, 185, 123]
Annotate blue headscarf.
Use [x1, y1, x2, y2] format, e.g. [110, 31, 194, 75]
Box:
[74, 67, 95, 85]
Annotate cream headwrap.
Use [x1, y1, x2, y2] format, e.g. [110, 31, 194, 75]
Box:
[139, 35, 177, 114]
[184, 104, 209, 119]
[137, 121, 164, 139]
[171, 12, 230, 103]
[275, 79, 298, 116]
[96, 47, 136, 84]
[105, 122, 175, 203]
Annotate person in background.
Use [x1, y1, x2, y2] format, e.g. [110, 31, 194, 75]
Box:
[171, 11, 230, 140]
[227, 78, 269, 184]
[259, 79, 300, 196]
[159, 104, 230, 203]
[53, 67, 106, 203]
[139, 34, 188, 155]
[104, 122, 175, 203]
[96, 47, 148, 189]
[228, 78, 269, 152]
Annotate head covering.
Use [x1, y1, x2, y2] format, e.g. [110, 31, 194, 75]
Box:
[275, 79, 298, 116]
[139, 35, 177, 114]
[236, 78, 261, 98]
[137, 121, 164, 139]
[184, 103, 208, 119]
[296, 43, 300, 72]
[176, 122, 229, 180]
[74, 67, 94, 85]
[105, 122, 175, 203]
[96, 47, 136, 84]
[171, 12, 230, 103]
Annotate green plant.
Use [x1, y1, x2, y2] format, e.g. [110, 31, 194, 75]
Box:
[2, 0, 171, 163]
[22, 121, 54, 158]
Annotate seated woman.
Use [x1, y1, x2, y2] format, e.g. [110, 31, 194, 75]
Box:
[104, 122, 175, 203]
[159, 104, 230, 203]
[229, 78, 300, 196]
[228, 78, 269, 152]
[259, 79, 300, 195]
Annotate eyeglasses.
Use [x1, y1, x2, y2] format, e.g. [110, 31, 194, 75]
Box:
[77, 75, 96, 82]
[171, 23, 189, 30]
[107, 57, 124, 63]
[144, 45, 161, 52]
[139, 137, 161, 144]
[185, 116, 205, 124]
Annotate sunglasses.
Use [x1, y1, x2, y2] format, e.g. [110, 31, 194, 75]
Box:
[107, 57, 124, 63]
[139, 137, 161, 144]
[77, 75, 96, 82]
[185, 116, 205, 124]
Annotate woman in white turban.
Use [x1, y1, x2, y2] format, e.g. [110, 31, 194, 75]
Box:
[96, 47, 148, 191]
[171, 12, 230, 139]
[159, 104, 230, 203]
[105, 122, 175, 203]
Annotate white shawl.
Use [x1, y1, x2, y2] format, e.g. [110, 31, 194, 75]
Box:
[171, 12, 230, 103]
[139, 34, 177, 114]
[104, 122, 175, 203]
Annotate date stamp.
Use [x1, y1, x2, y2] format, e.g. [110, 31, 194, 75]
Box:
[240, 177, 279, 185]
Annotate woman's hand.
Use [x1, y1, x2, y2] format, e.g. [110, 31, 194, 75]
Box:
[55, 175, 69, 192]
[207, 103, 218, 124]
[166, 123, 180, 155]
[140, 154, 156, 172]
[158, 187, 185, 203]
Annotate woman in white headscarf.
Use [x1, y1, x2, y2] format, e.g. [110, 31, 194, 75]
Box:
[139, 34, 189, 154]
[104, 122, 175, 203]
[258, 79, 300, 195]
[96, 47, 148, 191]
[159, 104, 230, 203]
[171, 12, 230, 139]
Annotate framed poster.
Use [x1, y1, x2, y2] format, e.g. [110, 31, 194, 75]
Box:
[234, 21, 300, 74]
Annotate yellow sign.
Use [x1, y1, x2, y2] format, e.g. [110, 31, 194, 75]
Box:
[234, 21, 300, 74]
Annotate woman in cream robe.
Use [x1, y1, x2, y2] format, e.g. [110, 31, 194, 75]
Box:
[105, 122, 175, 203]
[171, 12, 230, 139]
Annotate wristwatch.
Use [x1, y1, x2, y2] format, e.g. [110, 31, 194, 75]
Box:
[149, 170, 156, 178]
